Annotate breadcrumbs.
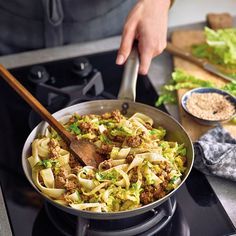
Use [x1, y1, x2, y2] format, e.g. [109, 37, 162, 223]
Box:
[186, 93, 235, 121]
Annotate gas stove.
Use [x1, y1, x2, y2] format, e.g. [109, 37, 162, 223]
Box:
[0, 50, 235, 236]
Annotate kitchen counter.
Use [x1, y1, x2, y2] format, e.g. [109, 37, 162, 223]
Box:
[0, 26, 236, 228]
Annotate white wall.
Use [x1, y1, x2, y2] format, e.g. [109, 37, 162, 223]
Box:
[169, 0, 236, 27]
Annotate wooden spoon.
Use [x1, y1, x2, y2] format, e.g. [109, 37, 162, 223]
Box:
[0, 64, 103, 168]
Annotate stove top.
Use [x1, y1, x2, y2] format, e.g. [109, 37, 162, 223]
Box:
[0, 50, 235, 236]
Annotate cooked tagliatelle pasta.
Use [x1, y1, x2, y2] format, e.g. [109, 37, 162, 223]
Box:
[28, 110, 187, 212]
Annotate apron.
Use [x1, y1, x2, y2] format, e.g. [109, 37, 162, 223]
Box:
[0, 0, 136, 55]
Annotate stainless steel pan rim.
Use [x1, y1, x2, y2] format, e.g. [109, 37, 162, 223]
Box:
[22, 99, 194, 220]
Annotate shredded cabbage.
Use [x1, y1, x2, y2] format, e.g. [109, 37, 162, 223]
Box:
[192, 27, 236, 78]
[193, 27, 236, 66]
[156, 69, 236, 106]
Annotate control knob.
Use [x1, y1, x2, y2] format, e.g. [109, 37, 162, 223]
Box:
[28, 66, 49, 84]
[72, 57, 92, 78]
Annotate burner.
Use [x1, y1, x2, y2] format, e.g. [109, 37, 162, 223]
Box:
[156, 203, 190, 236]
[34, 197, 177, 236]
[28, 60, 116, 129]
[34, 64, 104, 107]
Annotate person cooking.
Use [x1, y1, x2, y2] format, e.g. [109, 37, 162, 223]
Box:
[0, 0, 171, 74]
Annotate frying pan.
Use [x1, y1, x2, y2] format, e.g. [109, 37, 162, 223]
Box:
[21, 48, 194, 224]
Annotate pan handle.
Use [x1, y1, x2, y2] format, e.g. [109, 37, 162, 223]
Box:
[117, 46, 140, 102]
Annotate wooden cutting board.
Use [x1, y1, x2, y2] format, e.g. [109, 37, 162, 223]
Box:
[171, 30, 236, 141]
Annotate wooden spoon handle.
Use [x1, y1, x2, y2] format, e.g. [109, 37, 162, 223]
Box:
[166, 42, 206, 68]
[0, 64, 73, 144]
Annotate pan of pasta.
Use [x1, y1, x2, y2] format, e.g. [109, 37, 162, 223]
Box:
[22, 48, 194, 220]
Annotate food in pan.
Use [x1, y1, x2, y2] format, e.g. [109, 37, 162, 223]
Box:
[28, 110, 187, 212]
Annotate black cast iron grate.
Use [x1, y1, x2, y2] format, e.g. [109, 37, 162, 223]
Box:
[27, 63, 116, 129]
[44, 197, 176, 236]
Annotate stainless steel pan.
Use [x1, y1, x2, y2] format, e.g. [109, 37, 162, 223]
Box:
[21, 48, 194, 222]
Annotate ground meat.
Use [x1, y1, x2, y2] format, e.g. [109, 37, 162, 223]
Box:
[97, 143, 113, 155]
[69, 155, 82, 174]
[161, 180, 168, 189]
[153, 186, 166, 199]
[140, 186, 155, 205]
[113, 142, 123, 147]
[69, 155, 82, 169]
[130, 173, 138, 183]
[48, 139, 60, 159]
[80, 122, 92, 133]
[58, 139, 68, 150]
[126, 154, 134, 164]
[80, 122, 99, 136]
[129, 167, 138, 183]
[55, 166, 70, 189]
[111, 110, 122, 122]
[55, 176, 66, 188]
[103, 130, 109, 136]
[164, 165, 172, 173]
[156, 191, 166, 199]
[50, 148, 60, 159]
[99, 160, 112, 170]
[68, 116, 77, 124]
[65, 178, 78, 191]
[48, 139, 59, 149]
[165, 175, 171, 181]
[58, 167, 70, 178]
[112, 135, 126, 143]
[71, 166, 82, 175]
[140, 185, 167, 204]
[126, 136, 142, 148]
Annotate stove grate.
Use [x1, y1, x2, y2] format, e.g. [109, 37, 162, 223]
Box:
[44, 197, 176, 236]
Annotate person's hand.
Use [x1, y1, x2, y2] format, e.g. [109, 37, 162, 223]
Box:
[116, 0, 171, 75]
